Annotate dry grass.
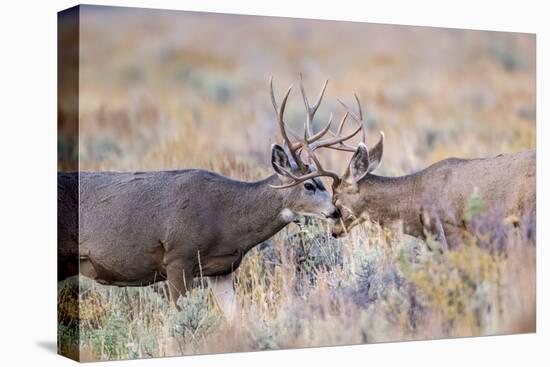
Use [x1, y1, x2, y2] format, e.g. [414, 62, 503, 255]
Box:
[58, 217, 535, 361]
[58, 5, 535, 361]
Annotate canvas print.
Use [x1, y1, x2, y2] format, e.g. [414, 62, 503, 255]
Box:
[57, 5, 536, 362]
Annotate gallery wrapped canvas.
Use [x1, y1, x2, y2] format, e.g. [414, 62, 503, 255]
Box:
[58, 5, 536, 362]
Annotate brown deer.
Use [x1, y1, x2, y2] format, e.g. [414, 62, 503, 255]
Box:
[327, 95, 536, 249]
[58, 77, 360, 312]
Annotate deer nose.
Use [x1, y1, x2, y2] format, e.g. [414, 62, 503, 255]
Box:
[325, 208, 341, 220]
[331, 226, 345, 238]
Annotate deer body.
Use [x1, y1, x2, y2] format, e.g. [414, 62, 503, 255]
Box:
[59, 168, 336, 302]
[321, 88, 536, 246]
[332, 149, 536, 246]
[79, 170, 290, 281]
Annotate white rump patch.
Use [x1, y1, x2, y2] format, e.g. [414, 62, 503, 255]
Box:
[280, 208, 296, 222]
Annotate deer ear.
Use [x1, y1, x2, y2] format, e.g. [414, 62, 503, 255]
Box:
[366, 131, 384, 173]
[271, 144, 292, 176]
[350, 143, 370, 182]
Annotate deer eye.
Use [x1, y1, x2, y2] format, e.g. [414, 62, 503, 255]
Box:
[304, 182, 316, 191]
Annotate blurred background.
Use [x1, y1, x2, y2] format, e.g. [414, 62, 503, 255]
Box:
[74, 5, 535, 179]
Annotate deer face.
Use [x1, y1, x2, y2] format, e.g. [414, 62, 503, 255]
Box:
[271, 144, 340, 222]
[290, 176, 340, 221]
[332, 182, 363, 237]
[331, 135, 384, 237]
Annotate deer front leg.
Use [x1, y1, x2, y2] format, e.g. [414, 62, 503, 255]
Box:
[209, 274, 238, 322]
[166, 260, 193, 307]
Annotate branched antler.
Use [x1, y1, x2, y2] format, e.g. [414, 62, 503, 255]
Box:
[337, 93, 365, 145]
[269, 76, 364, 189]
[270, 77, 339, 188]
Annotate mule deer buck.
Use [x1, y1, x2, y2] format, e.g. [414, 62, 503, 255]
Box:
[327, 95, 536, 249]
[58, 77, 360, 316]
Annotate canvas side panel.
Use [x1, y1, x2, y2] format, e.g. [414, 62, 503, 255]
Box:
[57, 5, 80, 362]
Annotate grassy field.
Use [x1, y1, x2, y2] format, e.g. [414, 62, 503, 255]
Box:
[58, 6, 536, 361]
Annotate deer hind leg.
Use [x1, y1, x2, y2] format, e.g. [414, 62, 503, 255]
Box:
[166, 261, 193, 307]
[209, 274, 238, 322]
[420, 208, 449, 252]
[433, 216, 450, 252]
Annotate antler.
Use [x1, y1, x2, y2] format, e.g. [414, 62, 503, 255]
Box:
[269, 76, 344, 189]
[288, 93, 363, 155]
[306, 94, 364, 153]
[335, 94, 385, 177]
[299, 73, 328, 140]
[269, 77, 307, 172]
[337, 93, 365, 144]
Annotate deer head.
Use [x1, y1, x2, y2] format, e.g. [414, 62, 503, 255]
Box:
[269, 76, 363, 223]
[307, 93, 385, 236]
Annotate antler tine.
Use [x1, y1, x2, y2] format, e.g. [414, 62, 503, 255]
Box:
[304, 94, 365, 153]
[269, 76, 279, 111]
[354, 93, 363, 120]
[269, 77, 307, 172]
[336, 98, 359, 121]
[310, 79, 329, 115]
[308, 112, 332, 144]
[337, 94, 365, 143]
[269, 155, 341, 189]
[309, 121, 362, 152]
[336, 111, 349, 136]
[299, 73, 329, 140]
[354, 93, 365, 143]
[294, 112, 333, 156]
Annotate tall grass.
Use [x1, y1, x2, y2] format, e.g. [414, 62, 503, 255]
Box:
[58, 210, 535, 361]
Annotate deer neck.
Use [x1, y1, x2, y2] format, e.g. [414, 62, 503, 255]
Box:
[228, 174, 293, 253]
[357, 173, 421, 228]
